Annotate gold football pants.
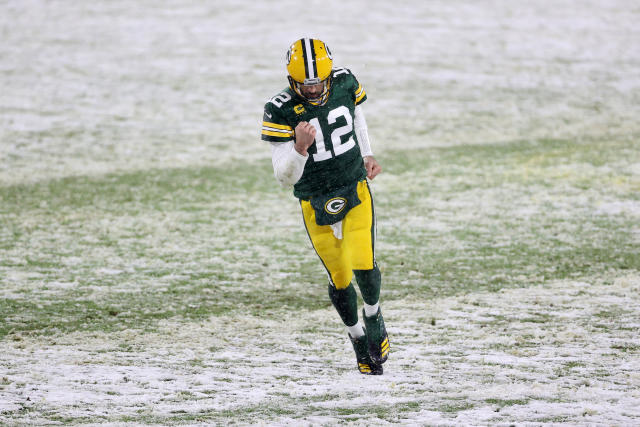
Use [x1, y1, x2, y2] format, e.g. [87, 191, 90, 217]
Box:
[301, 180, 375, 289]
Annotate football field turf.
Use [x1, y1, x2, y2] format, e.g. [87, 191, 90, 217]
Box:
[1, 1, 639, 425]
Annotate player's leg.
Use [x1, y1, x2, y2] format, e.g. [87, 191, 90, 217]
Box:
[300, 199, 353, 287]
[354, 264, 388, 364]
[346, 180, 390, 365]
[328, 282, 381, 375]
[300, 200, 381, 374]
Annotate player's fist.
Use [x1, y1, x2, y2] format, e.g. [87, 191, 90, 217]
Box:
[364, 156, 382, 180]
[294, 122, 316, 155]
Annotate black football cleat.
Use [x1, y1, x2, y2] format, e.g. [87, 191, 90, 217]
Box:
[349, 332, 383, 375]
[362, 308, 389, 365]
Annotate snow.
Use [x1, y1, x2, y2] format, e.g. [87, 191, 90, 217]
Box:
[2, 0, 639, 184]
[2, 277, 640, 424]
[1, 0, 639, 424]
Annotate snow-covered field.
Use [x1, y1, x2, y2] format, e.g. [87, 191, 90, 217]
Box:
[3, 278, 639, 425]
[1, 0, 639, 425]
[2, 0, 638, 184]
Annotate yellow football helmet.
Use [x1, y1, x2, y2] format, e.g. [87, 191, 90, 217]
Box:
[286, 38, 333, 105]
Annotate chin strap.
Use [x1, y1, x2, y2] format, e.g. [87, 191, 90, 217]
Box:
[288, 76, 331, 105]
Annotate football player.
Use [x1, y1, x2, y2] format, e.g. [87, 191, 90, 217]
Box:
[261, 38, 389, 375]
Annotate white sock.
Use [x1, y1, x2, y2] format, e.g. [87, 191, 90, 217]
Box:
[363, 302, 379, 318]
[347, 323, 365, 338]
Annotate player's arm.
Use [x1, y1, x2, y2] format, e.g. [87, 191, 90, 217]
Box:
[271, 141, 307, 187]
[342, 69, 381, 180]
[263, 100, 306, 186]
[270, 122, 316, 186]
[354, 104, 382, 180]
[354, 105, 372, 157]
[268, 121, 316, 187]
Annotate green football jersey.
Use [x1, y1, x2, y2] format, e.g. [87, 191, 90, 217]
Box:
[262, 68, 368, 200]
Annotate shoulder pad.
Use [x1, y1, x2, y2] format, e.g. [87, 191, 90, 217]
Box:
[262, 93, 295, 142]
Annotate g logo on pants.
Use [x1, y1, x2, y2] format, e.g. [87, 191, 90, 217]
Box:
[325, 197, 347, 214]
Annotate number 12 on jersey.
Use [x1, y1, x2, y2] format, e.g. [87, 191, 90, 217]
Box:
[308, 106, 356, 162]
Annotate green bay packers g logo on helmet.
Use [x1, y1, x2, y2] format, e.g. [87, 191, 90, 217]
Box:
[286, 38, 333, 106]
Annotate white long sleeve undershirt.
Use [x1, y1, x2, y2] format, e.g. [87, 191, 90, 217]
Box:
[354, 104, 373, 157]
[270, 105, 373, 187]
[270, 141, 308, 187]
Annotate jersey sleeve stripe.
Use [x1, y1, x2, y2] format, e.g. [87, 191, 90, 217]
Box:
[263, 125, 292, 133]
[262, 129, 294, 138]
[263, 121, 293, 131]
[355, 86, 366, 103]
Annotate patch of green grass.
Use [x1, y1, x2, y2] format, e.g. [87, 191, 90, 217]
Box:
[1, 138, 638, 338]
[437, 401, 475, 413]
[328, 401, 424, 422]
[611, 343, 640, 352]
[535, 415, 572, 423]
[377, 141, 638, 301]
[485, 398, 530, 407]
[46, 414, 102, 424]
[520, 312, 555, 324]
[594, 309, 626, 319]
[554, 361, 586, 377]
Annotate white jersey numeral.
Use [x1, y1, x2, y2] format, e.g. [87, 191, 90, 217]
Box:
[332, 67, 350, 77]
[269, 92, 292, 108]
[310, 106, 355, 162]
[328, 106, 355, 156]
[309, 118, 332, 162]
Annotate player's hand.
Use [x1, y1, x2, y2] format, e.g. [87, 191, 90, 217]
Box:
[363, 156, 382, 180]
[294, 122, 316, 155]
